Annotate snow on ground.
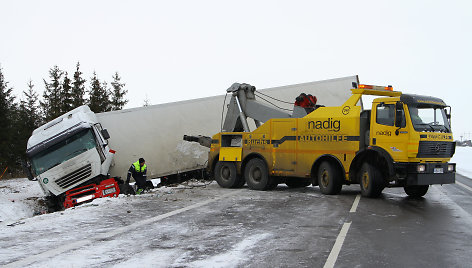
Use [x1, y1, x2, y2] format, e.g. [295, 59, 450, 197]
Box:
[452, 146, 472, 179]
[0, 178, 45, 225]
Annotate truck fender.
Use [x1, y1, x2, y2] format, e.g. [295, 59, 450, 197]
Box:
[311, 154, 346, 183]
[349, 147, 395, 183]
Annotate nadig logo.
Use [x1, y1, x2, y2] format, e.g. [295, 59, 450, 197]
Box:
[376, 130, 392, 136]
[307, 118, 341, 132]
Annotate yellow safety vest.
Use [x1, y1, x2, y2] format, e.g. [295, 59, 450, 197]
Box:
[133, 161, 147, 173]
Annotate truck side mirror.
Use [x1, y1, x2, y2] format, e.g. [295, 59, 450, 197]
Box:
[395, 102, 403, 128]
[101, 129, 111, 140]
[444, 108, 451, 119]
[22, 160, 36, 181]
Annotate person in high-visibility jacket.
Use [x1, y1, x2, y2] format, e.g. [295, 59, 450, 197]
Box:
[126, 158, 147, 194]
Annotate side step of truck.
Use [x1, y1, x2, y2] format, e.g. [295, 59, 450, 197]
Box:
[63, 178, 120, 209]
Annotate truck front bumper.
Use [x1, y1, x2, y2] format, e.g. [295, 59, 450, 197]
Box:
[394, 162, 456, 186]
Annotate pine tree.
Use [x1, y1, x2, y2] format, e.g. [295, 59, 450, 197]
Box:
[22, 80, 41, 127]
[41, 65, 63, 121]
[110, 72, 128, 111]
[71, 62, 86, 109]
[88, 72, 110, 113]
[61, 72, 73, 113]
[15, 80, 41, 162]
[101, 80, 111, 112]
[0, 66, 18, 174]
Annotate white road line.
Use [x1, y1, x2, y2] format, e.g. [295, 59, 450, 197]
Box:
[349, 194, 361, 213]
[323, 222, 352, 268]
[5, 189, 243, 268]
[456, 181, 472, 193]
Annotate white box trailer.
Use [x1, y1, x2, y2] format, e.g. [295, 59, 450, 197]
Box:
[98, 75, 359, 181]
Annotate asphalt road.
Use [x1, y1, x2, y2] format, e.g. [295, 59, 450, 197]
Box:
[2, 174, 472, 267]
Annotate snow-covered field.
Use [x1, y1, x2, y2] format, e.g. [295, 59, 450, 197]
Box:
[452, 146, 472, 179]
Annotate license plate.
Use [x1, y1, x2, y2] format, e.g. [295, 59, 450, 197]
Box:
[103, 188, 116, 195]
[434, 168, 443, 174]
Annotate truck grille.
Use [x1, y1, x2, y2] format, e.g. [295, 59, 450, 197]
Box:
[56, 164, 92, 189]
[417, 141, 455, 158]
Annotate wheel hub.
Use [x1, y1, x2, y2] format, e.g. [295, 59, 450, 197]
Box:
[362, 171, 369, 189]
[321, 170, 329, 187]
[221, 166, 230, 180]
[251, 167, 262, 182]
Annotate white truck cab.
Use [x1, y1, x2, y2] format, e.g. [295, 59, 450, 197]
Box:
[26, 106, 115, 197]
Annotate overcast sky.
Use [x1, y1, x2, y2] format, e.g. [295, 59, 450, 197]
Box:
[1, 0, 471, 138]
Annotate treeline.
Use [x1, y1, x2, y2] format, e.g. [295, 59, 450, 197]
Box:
[0, 62, 128, 178]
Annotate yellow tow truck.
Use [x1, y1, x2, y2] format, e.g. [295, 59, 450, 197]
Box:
[188, 82, 456, 197]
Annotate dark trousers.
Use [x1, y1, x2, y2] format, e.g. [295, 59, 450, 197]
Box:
[134, 176, 147, 189]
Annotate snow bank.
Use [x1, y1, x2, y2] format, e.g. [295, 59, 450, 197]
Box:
[0, 178, 44, 224]
[452, 146, 472, 179]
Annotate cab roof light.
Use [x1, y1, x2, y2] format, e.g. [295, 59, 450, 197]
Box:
[359, 84, 394, 91]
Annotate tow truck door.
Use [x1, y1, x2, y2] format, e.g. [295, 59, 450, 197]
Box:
[271, 120, 297, 174]
[371, 102, 408, 161]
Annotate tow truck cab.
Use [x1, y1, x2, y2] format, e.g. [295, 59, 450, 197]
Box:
[362, 87, 455, 187]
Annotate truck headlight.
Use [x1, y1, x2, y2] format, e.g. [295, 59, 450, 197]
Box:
[417, 164, 426, 173]
[448, 164, 455, 172]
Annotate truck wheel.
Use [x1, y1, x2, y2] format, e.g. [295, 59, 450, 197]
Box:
[285, 178, 311, 188]
[404, 185, 429, 198]
[359, 163, 384, 197]
[245, 158, 271, 190]
[214, 161, 240, 188]
[317, 161, 342, 195]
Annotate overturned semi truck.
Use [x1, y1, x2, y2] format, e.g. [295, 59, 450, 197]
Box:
[24, 76, 358, 210]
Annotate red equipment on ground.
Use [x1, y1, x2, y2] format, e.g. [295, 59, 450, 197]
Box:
[63, 178, 120, 209]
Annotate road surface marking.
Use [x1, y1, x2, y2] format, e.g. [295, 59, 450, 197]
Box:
[323, 222, 352, 268]
[349, 194, 361, 213]
[456, 181, 472, 193]
[4, 189, 243, 268]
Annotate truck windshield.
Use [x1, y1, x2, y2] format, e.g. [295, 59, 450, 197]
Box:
[30, 129, 97, 175]
[409, 106, 451, 133]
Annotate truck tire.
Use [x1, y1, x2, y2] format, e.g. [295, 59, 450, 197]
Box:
[317, 161, 342, 195]
[119, 183, 136, 195]
[214, 161, 240, 188]
[285, 178, 311, 188]
[245, 158, 272, 190]
[359, 162, 384, 197]
[404, 185, 429, 198]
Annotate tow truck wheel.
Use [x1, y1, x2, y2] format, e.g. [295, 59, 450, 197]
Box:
[404, 185, 429, 198]
[359, 162, 384, 198]
[317, 161, 342, 195]
[285, 178, 311, 188]
[245, 158, 271, 190]
[214, 161, 240, 188]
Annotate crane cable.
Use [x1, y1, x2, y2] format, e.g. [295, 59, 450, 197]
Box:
[255, 91, 293, 104]
[255, 94, 293, 112]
